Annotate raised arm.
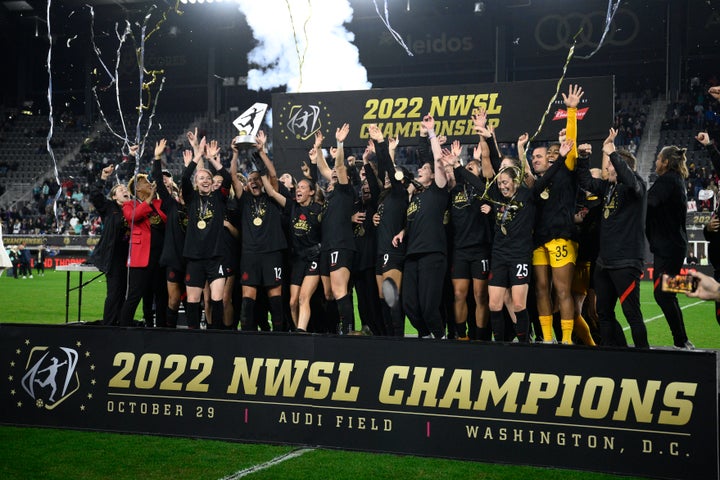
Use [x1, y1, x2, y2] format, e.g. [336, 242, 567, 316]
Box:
[260, 173, 287, 208]
[313, 130, 333, 182]
[696, 131, 720, 174]
[253, 130, 278, 192]
[561, 84, 583, 170]
[153, 139, 172, 202]
[422, 115, 447, 189]
[334, 123, 350, 185]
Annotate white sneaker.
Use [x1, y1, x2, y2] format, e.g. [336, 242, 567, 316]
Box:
[29, 275, 33, 279]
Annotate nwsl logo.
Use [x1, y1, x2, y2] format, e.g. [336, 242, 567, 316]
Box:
[20, 346, 80, 410]
[287, 105, 322, 140]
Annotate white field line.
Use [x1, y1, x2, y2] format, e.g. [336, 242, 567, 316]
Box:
[219, 448, 315, 480]
[622, 300, 705, 331]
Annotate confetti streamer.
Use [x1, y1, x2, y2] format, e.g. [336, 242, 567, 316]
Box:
[576, 0, 622, 60]
[527, 31, 580, 143]
[284, 0, 312, 92]
[372, 0, 413, 57]
[44, 0, 64, 234]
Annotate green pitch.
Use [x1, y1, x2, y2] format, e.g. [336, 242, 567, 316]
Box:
[2, 269, 717, 480]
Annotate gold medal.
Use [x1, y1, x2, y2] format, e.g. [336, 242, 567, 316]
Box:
[603, 208, 609, 219]
[540, 188, 550, 200]
[501, 225, 507, 235]
[358, 226, 365, 236]
[253, 217, 263, 226]
[197, 219, 207, 230]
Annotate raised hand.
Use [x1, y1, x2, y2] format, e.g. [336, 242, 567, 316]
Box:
[154, 139, 167, 159]
[578, 143, 592, 157]
[254, 130, 267, 151]
[314, 130, 324, 148]
[562, 84, 584, 108]
[182, 150, 193, 167]
[336, 123, 350, 143]
[708, 86, 720, 102]
[696, 132, 711, 146]
[559, 139, 575, 158]
[450, 139, 462, 157]
[367, 124, 383, 142]
[604, 127, 618, 145]
[517, 132, 529, 150]
[471, 107, 487, 130]
[101, 164, 114, 181]
[301, 161, 311, 178]
[558, 128, 567, 144]
[187, 127, 199, 149]
[421, 114, 435, 132]
[206, 139, 221, 159]
[388, 136, 400, 152]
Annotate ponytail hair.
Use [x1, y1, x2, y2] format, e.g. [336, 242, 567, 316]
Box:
[659, 145, 689, 179]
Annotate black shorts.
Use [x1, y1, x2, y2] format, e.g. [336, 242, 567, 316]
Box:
[290, 256, 320, 286]
[375, 251, 404, 275]
[451, 247, 490, 280]
[222, 264, 235, 278]
[166, 267, 185, 284]
[185, 258, 224, 288]
[240, 251, 283, 287]
[488, 261, 531, 288]
[320, 248, 354, 276]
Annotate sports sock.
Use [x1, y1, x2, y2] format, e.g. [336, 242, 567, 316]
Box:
[561, 319, 574, 344]
[539, 314, 554, 342]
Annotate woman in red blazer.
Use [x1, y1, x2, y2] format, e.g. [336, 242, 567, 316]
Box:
[118, 154, 168, 327]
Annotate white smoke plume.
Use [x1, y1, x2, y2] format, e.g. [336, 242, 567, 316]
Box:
[236, 0, 371, 93]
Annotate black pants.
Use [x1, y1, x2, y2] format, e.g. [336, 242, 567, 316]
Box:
[594, 264, 648, 348]
[103, 263, 127, 326]
[652, 255, 688, 347]
[714, 269, 720, 328]
[119, 260, 167, 327]
[353, 267, 384, 335]
[402, 253, 447, 338]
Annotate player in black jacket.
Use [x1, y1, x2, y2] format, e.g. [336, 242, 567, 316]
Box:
[576, 129, 649, 348]
[88, 164, 130, 326]
[393, 115, 450, 339]
[646, 145, 692, 349]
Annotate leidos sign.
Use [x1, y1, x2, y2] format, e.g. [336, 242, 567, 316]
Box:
[1, 324, 717, 480]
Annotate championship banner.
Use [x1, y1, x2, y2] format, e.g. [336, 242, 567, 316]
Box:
[270, 76, 614, 173]
[4, 234, 99, 249]
[2, 324, 717, 480]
